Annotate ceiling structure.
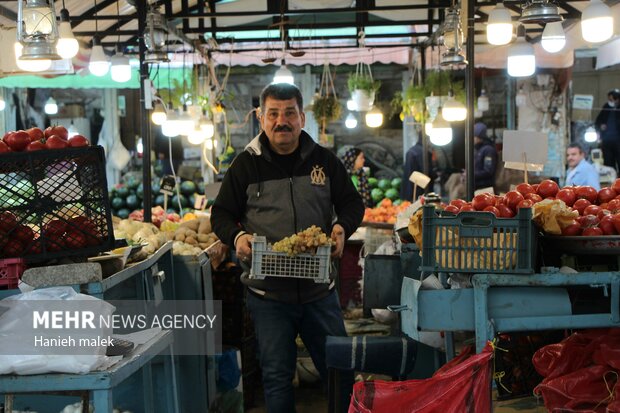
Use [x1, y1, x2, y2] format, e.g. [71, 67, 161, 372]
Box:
[0, 0, 615, 68]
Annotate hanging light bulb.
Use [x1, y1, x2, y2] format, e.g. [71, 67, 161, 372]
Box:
[136, 137, 143, 154]
[188, 126, 206, 145]
[162, 107, 179, 137]
[345, 113, 358, 129]
[164, 105, 195, 136]
[56, 8, 79, 59]
[346, 99, 357, 111]
[425, 120, 433, 136]
[151, 101, 167, 125]
[442, 91, 467, 121]
[478, 89, 490, 112]
[89, 37, 110, 77]
[110, 49, 132, 83]
[584, 126, 598, 142]
[199, 116, 215, 138]
[541, 21, 566, 53]
[44, 96, 58, 115]
[581, 0, 613, 43]
[0, 95, 6, 111]
[365, 107, 383, 128]
[487, 3, 513, 45]
[205, 138, 214, 150]
[14, 42, 52, 72]
[507, 25, 536, 77]
[516, 86, 527, 107]
[429, 112, 453, 146]
[273, 61, 294, 84]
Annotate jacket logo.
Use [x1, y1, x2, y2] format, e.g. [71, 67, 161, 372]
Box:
[310, 165, 326, 186]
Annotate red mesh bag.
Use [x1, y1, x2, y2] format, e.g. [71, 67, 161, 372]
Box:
[348, 342, 493, 413]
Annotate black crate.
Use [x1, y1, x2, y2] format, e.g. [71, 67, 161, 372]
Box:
[0, 146, 114, 262]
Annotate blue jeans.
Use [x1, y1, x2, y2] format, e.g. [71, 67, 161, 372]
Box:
[246, 289, 350, 413]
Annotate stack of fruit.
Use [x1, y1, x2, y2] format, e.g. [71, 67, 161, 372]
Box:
[109, 177, 208, 219]
[0, 126, 89, 152]
[443, 179, 620, 236]
[363, 198, 412, 224]
[369, 177, 402, 205]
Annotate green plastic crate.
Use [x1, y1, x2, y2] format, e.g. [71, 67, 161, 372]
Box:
[420, 205, 536, 274]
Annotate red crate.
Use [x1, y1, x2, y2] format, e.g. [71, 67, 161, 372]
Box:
[0, 258, 26, 289]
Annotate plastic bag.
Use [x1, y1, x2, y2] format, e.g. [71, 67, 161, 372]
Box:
[348, 342, 493, 413]
[0, 286, 114, 375]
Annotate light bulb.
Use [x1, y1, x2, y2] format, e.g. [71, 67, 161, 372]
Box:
[0, 96, 5, 111]
[346, 99, 357, 111]
[89, 42, 110, 77]
[205, 139, 214, 150]
[487, 3, 513, 45]
[425, 121, 433, 136]
[110, 52, 132, 83]
[429, 112, 452, 146]
[365, 107, 383, 128]
[273, 65, 294, 84]
[136, 138, 143, 154]
[199, 118, 215, 138]
[507, 27, 536, 77]
[541, 22, 566, 53]
[151, 102, 167, 125]
[442, 96, 467, 121]
[581, 0, 613, 43]
[162, 120, 179, 137]
[584, 126, 598, 142]
[188, 127, 206, 145]
[44, 97, 58, 115]
[56, 9, 79, 59]
[345, 113, 358, 129]
[478, 90, 489, 112]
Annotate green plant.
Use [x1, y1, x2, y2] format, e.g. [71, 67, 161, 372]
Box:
[347, 73, 381, 95]
[312, 96, 342, 124]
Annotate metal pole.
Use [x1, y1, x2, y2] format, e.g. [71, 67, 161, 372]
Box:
[421, 46, 430, 185]
[138, 0, 153, 223]
[465, 0, 475, 201]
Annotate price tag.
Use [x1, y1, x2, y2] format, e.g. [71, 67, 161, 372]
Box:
[159, 175, 176, 196]
[194, 194, 207, 210]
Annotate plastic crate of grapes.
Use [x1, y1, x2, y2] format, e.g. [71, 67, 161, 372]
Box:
[249, 235, 331, 283]
[0, 146, 114, 262]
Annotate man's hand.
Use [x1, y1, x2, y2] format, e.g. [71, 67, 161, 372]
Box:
[235, 233, 253, 262]
[331, 224, 345, 258]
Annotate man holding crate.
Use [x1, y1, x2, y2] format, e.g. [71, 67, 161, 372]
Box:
[212, 83, 364, 412]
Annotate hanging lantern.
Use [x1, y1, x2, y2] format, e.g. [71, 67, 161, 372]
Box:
[441, 6, 467, 66]
[16, 0, 61, 66]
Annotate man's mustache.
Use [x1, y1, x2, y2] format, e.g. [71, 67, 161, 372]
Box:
[274, 125, 292, 132]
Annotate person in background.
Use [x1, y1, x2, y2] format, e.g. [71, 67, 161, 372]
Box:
[341, 147, 373, 208]
[595, 89, 620, 171]
[473, 122, 498, 190]
[565, 142, 601, 190]
[211, 83, 364, 412]
[400, 138, 433, 201]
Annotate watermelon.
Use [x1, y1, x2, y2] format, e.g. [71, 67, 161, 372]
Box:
[116, 185, 129, 197]
[195, 182, 205, 195]
[136, 183, 144, 199]
[377, 179, 391, 191]
[154, 194, 165, 206]
[154, 163, 163, 177]
[125, 177, 140, 190]
[180, 180, 197, 196]
[368, 177, 378, 188]
[116, 208, 130, 219]
[111, 197, 125, 209]
[385, 188, 399, 201]
[371, 188, 384, 203]
[393, 199, 402, 206]
[171, 194, 189, 208]
[391, 178, 402, 190]
[126, 194, 139, 209]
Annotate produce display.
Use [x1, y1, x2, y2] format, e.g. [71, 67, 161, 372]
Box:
[272, 225, 332, 256]
[369, 177, 403, 204]
[170, 216, 219, 256]
[112, 218, 168, 256]
[0, 126, 90, 152]
[440, 179, 620, 237]
[363, 198, 412, 224]
[109, 177, 209, 219]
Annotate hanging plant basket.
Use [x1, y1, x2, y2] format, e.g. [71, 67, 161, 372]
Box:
[312, 62, 342, 137]
[348, 63, 381, 112]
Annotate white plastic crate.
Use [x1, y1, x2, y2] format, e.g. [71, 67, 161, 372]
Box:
[249, 235, 331, 283]
[363, 227, 394, 255]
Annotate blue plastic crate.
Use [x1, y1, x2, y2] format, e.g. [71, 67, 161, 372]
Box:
[420, 205, 536, 274]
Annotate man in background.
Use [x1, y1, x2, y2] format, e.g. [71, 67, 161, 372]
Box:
[400, 138, 433, 201]
[473, 122, 498, 190]
[565, 142, 600, 190]
[595, 89, 620, 171]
